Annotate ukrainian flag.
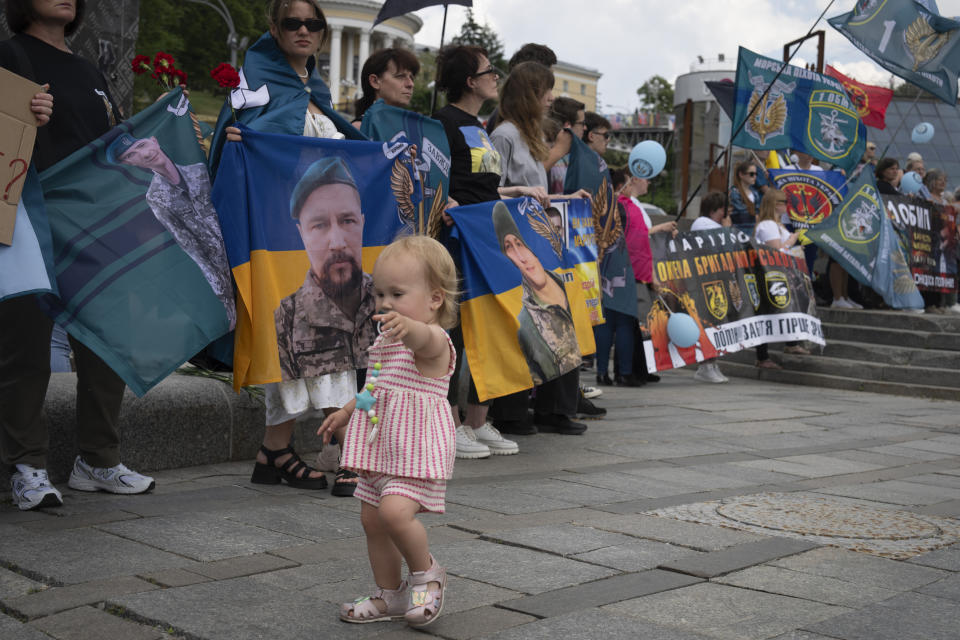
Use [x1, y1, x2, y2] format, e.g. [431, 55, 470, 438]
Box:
[451, 198, 596, 402]
[212, 128, 413, 388]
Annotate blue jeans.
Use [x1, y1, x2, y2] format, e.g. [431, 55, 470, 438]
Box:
[594, 309, 635, 377]
[50, 324, 71, 373]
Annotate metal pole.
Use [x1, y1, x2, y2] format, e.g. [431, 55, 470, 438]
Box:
[430, 4, 449, 115]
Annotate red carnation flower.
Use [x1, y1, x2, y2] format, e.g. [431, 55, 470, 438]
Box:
[131, 54, 151, 75]
[153, 52, 176, 72]
[210, 62, 241, 89]
[171, 68, 187, 86]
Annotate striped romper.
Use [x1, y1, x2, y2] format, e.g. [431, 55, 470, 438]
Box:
[340, 331, 456, 513]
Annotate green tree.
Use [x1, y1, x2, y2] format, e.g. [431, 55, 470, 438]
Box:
[409, 49, 444, 115]
[636, 75, 674, 114]
[450, 9, 506, 70]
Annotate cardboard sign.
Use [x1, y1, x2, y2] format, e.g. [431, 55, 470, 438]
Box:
[0, 67, 41, 245]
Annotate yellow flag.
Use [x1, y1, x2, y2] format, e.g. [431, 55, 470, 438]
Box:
[765, 150, 781, 170]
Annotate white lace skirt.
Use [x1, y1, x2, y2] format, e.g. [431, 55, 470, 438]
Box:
[264, 370, 355, 426]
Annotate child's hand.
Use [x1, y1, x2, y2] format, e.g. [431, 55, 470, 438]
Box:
[318, 408, 349, 445]
[374, 310, 413, 343]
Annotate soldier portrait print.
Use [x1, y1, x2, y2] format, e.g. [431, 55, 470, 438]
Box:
[702, 280, 729, 320]
[765, 271, 791, 309]
[273, 157, 377, 382]
[108, 134, 236, 329]
[492, 202, 580, 386]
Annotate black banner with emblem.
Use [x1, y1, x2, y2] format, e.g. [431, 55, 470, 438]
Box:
[645, 228, 825, 373]
[884, 195, 958, 293]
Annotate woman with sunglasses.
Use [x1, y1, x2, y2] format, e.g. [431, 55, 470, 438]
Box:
[208, 0, 365, 497]
[730, 161, 762, 233]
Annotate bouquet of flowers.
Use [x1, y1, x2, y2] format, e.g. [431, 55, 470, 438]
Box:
[132, 52, 187, 90]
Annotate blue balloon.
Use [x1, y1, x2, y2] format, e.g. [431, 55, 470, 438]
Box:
[629, 140, 666, 179]
[900, 170, 924, 195]
[911, 122, 935, 144]
[667, 312, 700, 348]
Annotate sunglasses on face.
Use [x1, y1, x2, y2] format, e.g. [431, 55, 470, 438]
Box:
[281, 17, 326, 32]
[592, 130, 610, 139]
[746, 171, 757, 176]
[472, 66, 501, 78]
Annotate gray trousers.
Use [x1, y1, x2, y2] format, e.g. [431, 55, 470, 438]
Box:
[0, 295, 124, 469]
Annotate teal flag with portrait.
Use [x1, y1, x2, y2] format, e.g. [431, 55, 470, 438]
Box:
[732, 47, 867, 172]
[806, 169, 923, 309]
[37, 89, 233, 395]
[360, 99, 451, 236]
[829, 0, 960, 105]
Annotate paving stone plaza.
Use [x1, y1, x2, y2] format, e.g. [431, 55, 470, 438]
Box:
[2, 370, 959, 640]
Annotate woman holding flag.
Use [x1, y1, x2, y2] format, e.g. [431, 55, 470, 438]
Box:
[209, 0, 365, 496]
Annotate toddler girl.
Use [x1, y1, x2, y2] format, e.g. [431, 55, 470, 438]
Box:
[318, 235, 458, 628]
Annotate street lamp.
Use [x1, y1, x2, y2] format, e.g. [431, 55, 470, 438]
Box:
[184, 0, 248, 68]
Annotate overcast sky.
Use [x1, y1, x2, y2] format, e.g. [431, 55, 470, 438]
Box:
[410, 0, 960, 113]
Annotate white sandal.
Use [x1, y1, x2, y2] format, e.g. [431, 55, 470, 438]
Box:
[404, 554, 447, 628]
[339, 581, 407, 624]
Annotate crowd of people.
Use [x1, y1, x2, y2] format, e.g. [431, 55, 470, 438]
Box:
[4, 0, 959, 631]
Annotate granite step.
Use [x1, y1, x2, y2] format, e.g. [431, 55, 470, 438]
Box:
[819, 340, 960, 371]
[816, 306, 960, 333]
[717, 360, 960, 401]
[821, 322, 960, 351]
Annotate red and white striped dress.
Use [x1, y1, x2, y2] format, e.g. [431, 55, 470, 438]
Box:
[340, 332, 456, 481]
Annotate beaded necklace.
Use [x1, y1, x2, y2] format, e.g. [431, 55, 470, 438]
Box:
[355, 361, 382, 444]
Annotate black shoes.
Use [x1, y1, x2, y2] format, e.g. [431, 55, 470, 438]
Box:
[577, 394, 607, 419]
[493, 418, 537, 435]
[596, 374, 614, 386]
[533, 413, 588, 435]
[615, 374, 646, 387]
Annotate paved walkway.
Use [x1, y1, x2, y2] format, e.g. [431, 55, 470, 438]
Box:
[2, 370, 959, 640]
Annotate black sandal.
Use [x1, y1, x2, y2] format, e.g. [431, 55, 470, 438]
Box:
[331, 467, 358, 497]
[251, 445, 328, 490]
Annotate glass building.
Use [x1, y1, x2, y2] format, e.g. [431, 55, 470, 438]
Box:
[869, 98, 960, 190]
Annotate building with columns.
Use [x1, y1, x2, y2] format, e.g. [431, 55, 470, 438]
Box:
[318, 1, 422, 113]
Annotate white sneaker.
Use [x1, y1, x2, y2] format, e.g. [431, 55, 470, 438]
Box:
[830, 297, 854, 309]
[581, 385, 603, 399]
[906, 307, 925, 314]
[711, 362, 729, 383]
[315, 442, 340, 472]
[11, 464, 63, 511]
[472, 422, 519, 455]
[67, 456, 155, 494]
[845, 297, 864, 309]
[947, 304, 960, 314]
[694, 362, 728, 384]
[455, 425, 490, 459]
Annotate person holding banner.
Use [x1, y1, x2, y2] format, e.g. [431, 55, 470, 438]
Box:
[432, 44, 523, 457]
[352, 47, 420, 126]
[730, 161, 761, 232]
[210, 0, 364, 494]
[754, 188, 810, 363]
[0, 0, 155, 510]
[690, 191, 731, 383]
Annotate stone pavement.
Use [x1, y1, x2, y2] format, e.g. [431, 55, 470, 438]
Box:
[1, 369, 959, 640]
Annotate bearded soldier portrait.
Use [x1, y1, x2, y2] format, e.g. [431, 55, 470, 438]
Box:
[274, 157, 377, 381]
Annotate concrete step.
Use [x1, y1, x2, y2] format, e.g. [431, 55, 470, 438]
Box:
[817, 306, 960, 333]
[821, 339, 960, 370]
[822, 322, 960, 351]
[718, 360, 960, 401]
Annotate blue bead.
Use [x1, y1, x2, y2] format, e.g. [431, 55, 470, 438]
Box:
[355, 389, 375, 411]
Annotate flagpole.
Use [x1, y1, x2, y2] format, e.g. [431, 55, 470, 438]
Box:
[429, 3, 450, 115]
[675, 0, 837, 220]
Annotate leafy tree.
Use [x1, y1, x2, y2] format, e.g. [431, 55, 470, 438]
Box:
[636, 75, 674, 114]
[409, 49, 444, 115]
[451, 10, 506, 70]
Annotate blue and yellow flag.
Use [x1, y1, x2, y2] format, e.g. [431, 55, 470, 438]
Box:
[0, 168, 56, 302]
[806, 169, 923, 309]
[830, 0, 960, 105]
[451, 198, 595, 401]
[37, 89, 232, 395]
[562, 198, 603, 324]
[732, 47, 867, 172]
[564, 134, 632, 318]
[212, 127, 416, 387]
[360, 99, 451, 237]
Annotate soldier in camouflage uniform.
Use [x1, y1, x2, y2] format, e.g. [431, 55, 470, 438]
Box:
[492, 204, 580, 385]
[274, 157, 377, 383]
[109, 134, 236, 329]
